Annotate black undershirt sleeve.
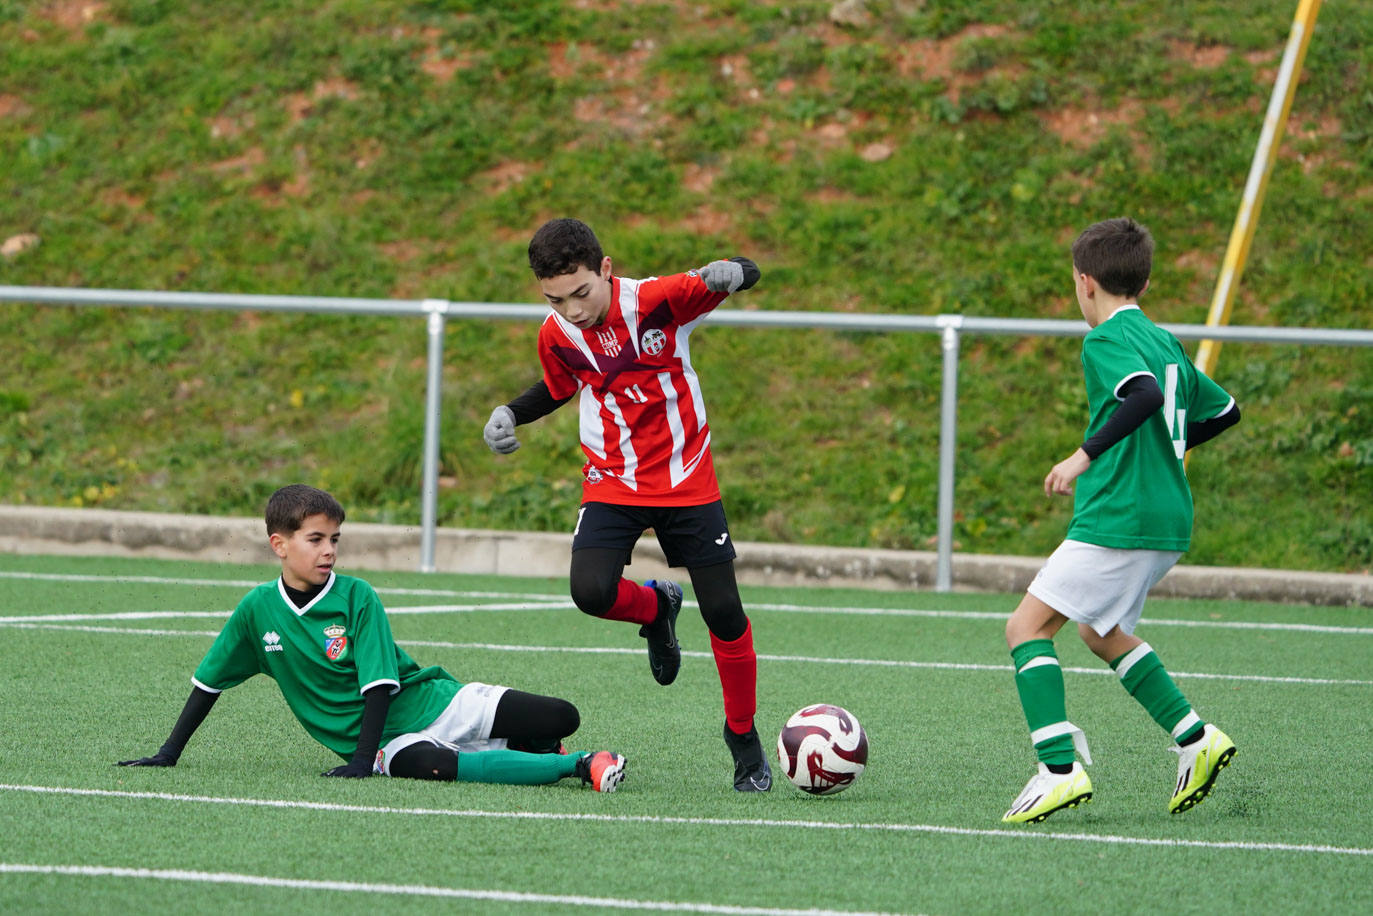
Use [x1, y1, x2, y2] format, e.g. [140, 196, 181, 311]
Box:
[1186, 403, 1241, 450]
[1081, 375, 1165, 460]
[351, 684, 391, 764]
[159, 687, 220, 761]
[507, 380, 573, 425]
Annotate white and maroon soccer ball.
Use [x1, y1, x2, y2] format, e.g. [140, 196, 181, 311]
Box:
[776, 704, 868, 795]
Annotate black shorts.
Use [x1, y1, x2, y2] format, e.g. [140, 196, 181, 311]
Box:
[571, 501, 737, 569]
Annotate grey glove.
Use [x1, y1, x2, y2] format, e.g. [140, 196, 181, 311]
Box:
[697, 260, 744, 293]
[483, 405, 520, 454]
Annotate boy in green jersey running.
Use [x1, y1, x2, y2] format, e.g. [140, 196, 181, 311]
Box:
[1001, 218, 1241, 824]
[118, 485, 626, 792]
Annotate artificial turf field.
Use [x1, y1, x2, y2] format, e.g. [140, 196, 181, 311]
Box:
[1, 552, 1369, 914]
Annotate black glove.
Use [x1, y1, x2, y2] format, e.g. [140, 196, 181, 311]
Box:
[117, 752, 178, 767]
[322, 759, 373, 778]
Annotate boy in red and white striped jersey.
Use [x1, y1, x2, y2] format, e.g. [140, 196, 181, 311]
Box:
[483, 217, 769, 791]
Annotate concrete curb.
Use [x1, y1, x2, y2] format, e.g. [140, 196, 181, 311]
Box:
[0, 504, 1368, 607]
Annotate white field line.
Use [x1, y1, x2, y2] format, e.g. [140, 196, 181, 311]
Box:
[4, 784, 1371, 858]
[0, 862, 908, 916]
[744, 603, 1373, 636]
[0, 602, 565, 624]
[3, 567, 1370, 634]
[2, 595, 1371, 637]
[0, 570, 565, 601]
[1, 622, 1368, 687]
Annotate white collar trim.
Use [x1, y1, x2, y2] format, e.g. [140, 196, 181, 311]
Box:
[278, 570, 336, 616]
[1105, 303, 1142, 322]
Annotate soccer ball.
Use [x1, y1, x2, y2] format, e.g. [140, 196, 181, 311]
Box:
[776, 704, 868, 795]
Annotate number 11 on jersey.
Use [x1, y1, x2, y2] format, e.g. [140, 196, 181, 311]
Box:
[1163, 363, 1187, 459]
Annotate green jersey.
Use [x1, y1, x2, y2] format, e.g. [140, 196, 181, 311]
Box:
[1067, 306, 1234, 551]
[193, 572, 459, 758]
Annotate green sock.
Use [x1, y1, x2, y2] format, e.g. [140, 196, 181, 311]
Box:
[1011, 639, 1076, 767]
[1110, 643, 1202, 744]
[454, 748, 580, 785]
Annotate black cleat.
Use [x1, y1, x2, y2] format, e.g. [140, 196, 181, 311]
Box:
[639, 579, 683, 686]
[723, 722, 772, 792]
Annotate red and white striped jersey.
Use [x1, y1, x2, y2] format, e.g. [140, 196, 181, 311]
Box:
[537, 271, 729, 506]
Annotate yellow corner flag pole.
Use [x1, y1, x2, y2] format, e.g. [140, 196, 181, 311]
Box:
[1194, 0, 1322, 379]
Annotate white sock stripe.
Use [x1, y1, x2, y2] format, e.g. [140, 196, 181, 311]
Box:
[1171, 712, 1203, 739]
[1114, 643, 1155, 680]
[1030, 722, 1069, 745]
[1030, 721, 1093, 766]
[1016, 656, 1060, 674]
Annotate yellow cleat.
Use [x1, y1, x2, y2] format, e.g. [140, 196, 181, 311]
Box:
[1170, 724, 1236, 814]
[1002, 762, 1092, 824]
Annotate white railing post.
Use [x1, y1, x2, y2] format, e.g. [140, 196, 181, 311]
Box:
[935, 315, 962, 592]
[419, 299, 448, 573]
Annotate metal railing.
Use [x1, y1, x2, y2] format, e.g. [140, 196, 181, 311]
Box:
[5, 284, 1371, 589]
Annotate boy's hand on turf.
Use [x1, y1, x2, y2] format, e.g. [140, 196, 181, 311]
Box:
[483, 405, 520, 454]
[697, 260, 744, 293]
[116, 753, 177, 767]
[1044, 448, 1091, 496]
[322, 761, 373, 778]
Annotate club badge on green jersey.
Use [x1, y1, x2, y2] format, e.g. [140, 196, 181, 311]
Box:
[323, 624, 349, 661]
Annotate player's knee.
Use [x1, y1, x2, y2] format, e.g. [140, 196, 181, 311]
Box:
[550, 698, 580, 736]
[569, 578, 615, 617]
[700, 598, 747, 642]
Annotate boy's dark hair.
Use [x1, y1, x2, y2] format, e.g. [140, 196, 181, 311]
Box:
[1072, 217, 1154, 298]
[528, 218, 604, 279]
[265, 484, 345, 536]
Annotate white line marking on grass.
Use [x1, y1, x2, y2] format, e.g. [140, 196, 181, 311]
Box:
[2, 622, 1368, 686]
[0, 571, 267, 588]
[0, 863, 908, 916]
[1, 623, 224, 637]
[0, 602, 571, 626]
[0, 570, 565, 602]
[387, 603, 576, 614]
[0, 611, 231, 623]
[745, 602, 1373, 635]
[397, 644, 1373, 687]
[5, 785, 1371, 858]
[3, 569, 1369, 634]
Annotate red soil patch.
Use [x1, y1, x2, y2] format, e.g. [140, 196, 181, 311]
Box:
[1169, 40, 1231, 69]
[36, 1, 106, 32]
[1040, 98, 1146, 150]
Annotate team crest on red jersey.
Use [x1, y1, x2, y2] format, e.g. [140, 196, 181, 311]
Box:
[595, 329, 621, 357]
[641, 328, 667, 356]
[323, 624, 348, 661]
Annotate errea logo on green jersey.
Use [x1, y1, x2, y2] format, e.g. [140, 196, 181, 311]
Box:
[262, 631, 283, 652]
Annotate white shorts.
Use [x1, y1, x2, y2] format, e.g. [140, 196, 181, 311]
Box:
[1027, 539, 1182, 637]
[374, 681, 510, 776]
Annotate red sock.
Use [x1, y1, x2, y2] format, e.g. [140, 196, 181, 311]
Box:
[599, 578, 658, 625]
[711, 619, 757, 735]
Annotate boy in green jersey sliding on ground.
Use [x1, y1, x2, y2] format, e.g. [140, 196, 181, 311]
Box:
[118, 484, 626, 792]
[1002, 218, 1241, 824]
